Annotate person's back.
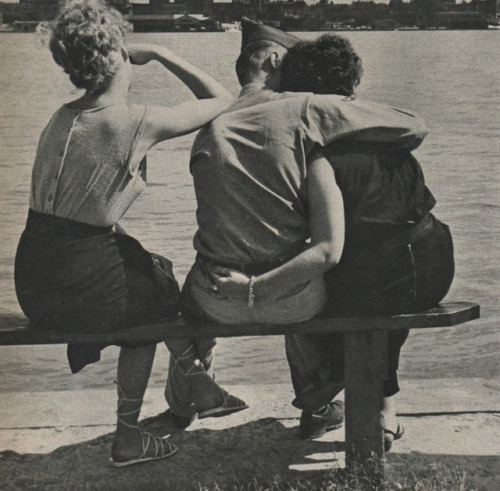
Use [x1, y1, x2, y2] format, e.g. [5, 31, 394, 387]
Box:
[192, 89, 314, 267]
[31, 103, 147, 227]
[322, 141, 436, 250]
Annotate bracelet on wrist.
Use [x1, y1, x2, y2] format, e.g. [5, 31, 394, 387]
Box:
[248, 276, 256, 308]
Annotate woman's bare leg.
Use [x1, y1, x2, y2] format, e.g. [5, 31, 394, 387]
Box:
[111, 344, 156, 461]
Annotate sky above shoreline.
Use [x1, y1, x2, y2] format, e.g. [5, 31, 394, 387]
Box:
[0, 0, 412, 3]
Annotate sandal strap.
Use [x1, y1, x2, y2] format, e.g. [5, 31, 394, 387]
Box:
[138, 431, 173, 459]
[169, 345, 197, 374]
[115, 380, 144, 429]
[117, 416, 140, 430]
[383, 423, 404, 439]
[117, 407, 141, 416]
[185, 360, 205, 376]
[115, 380, 143, 405]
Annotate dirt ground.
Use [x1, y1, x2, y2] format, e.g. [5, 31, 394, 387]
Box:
[1, 411, 499, 490]
[1, 381, 499, 490]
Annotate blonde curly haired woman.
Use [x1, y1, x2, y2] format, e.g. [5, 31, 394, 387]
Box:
[14, 0, 246, 467]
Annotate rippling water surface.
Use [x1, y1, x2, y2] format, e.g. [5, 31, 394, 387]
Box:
[0, 31, 498, 392]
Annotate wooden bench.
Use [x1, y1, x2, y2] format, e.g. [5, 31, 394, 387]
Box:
[0, 301, 480, 480]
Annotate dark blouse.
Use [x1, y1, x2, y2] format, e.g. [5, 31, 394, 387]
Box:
[322, 140, 436, 253]
[321, 141, 454, 317]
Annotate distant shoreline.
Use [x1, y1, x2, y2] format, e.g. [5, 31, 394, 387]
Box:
[2, 28, 499, 34]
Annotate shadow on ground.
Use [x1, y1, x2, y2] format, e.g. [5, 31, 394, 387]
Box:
[1, 413, 499, 491]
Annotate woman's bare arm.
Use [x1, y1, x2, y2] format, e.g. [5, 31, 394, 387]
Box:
[127, 44, 233, 146]
[210, 153, 345, 300]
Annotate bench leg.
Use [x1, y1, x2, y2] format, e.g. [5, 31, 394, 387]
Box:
[344, 329, 388, 482]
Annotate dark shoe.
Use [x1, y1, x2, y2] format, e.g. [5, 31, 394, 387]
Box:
[299, 401, 344, 440]
[384, 422, 404, 452]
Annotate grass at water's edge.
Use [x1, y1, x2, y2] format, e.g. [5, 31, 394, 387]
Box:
[198, 465, 480, 491]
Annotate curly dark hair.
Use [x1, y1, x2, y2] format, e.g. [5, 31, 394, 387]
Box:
[48, 0, 130, 93]
[280, 34, 363, 97]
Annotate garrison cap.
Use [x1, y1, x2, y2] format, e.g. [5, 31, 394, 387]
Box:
[240, 17, 300, 51]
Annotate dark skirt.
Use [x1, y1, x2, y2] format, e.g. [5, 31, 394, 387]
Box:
[324, 213, 455, 317]
[323, 213, 455, 396]
[15, 210, 180, 372]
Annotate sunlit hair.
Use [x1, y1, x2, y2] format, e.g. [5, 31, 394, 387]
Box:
[280, 34, 363, 97]
[41, 0, 131, 93]
[235, 40, 287, 86]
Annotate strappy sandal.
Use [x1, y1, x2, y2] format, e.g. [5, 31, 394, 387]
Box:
[384, 423, 405, 452]
[109, 430, 177, 468]
[109, 383, 177, 468]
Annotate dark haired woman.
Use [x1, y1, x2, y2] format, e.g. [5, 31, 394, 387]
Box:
[213, 34, 454, 451]
[14, 0, 246, 467]
[282, 34, 454, 450]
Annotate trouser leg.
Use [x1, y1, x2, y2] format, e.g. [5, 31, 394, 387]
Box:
[164, 337, 217, 417]
[285, 332, 344, 413]
[384, 328, 410, 397]
[165, 335, 246, 418]
[286, 328, 409, 408]
[164, 273, 247, 417]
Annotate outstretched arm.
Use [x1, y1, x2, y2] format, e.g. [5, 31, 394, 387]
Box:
[210, 153, 345, 300]
[127, 44, 233, 147]
[307, 95, 429, 152]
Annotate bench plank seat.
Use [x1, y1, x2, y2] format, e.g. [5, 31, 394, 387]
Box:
[0, 301, 480, 482]
[0, 302, 480, 345]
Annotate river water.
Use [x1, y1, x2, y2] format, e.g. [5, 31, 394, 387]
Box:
[0, 31, 498, 392]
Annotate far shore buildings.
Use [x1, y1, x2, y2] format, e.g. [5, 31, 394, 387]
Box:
[1, 0, 498, 32]
[0, 0, 227, 31]
[128, 0, 223, 31]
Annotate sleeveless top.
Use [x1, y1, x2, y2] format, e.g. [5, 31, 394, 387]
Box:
[30, 103, 148, 227]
